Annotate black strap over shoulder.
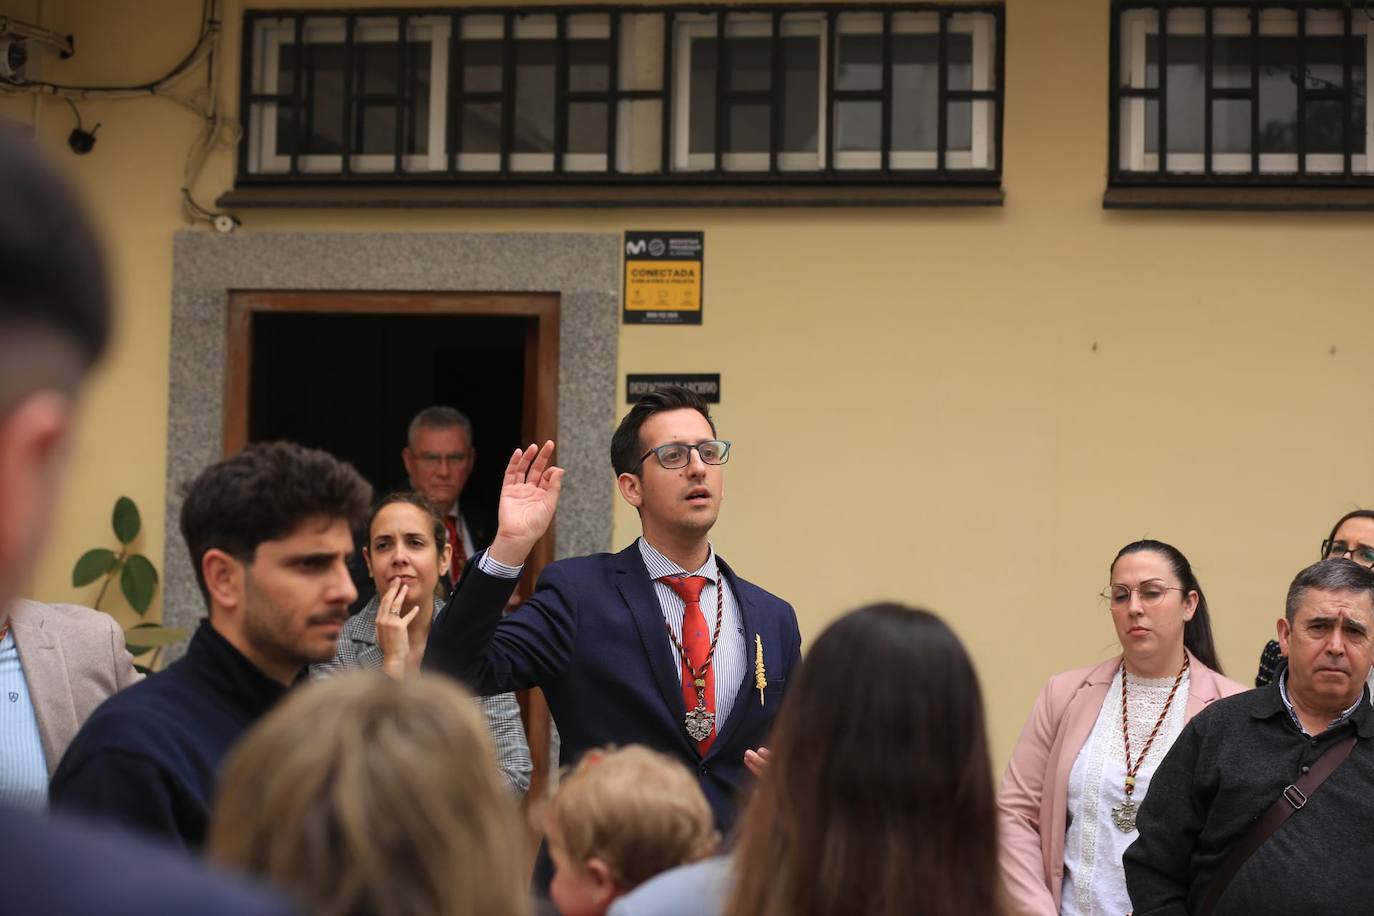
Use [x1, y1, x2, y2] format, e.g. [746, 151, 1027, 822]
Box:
[1198, 734, 1357, 916]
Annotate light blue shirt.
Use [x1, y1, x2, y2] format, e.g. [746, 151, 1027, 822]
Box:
[609, 856, 732, 916]
[0, 628, 49, 811]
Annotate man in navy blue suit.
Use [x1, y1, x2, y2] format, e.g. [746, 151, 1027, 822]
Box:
[427, 386, 801, 836]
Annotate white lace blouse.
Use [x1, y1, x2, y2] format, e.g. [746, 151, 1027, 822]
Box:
[1060, 665, 1191, 916]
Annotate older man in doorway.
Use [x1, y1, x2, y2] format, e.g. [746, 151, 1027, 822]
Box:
[1125, 558, 1374, 916]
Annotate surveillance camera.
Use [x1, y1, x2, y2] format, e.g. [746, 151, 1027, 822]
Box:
[212, 213, 241, 235]
[0, 38, 28, 82]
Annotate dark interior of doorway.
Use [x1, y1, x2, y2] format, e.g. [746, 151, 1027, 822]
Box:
[248, 312, 526, 531]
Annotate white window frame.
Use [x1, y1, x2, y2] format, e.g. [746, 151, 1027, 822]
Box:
[1120, 7, 1372, 176]
[250, 16, 450, 175]
[670, 11, 993, 173]
[672, 13, 827, 172]
[456, 14, 612, 174]
[828, 12, 995, 171]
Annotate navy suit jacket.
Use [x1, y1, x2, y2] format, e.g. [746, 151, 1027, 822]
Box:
[425, 540, 801, 833]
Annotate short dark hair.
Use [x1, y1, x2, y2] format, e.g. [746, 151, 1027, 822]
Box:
[367, 491, 447, 553]
[1112, 540, 1225, 675]
[610, 386, 717, 476]
[1285, 558, 1374, 622]
[0, 120, 110, 405]
[180, 442, 372, 603]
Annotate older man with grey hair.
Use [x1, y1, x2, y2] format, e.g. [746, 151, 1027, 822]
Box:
[1124, 558, 1374, 916]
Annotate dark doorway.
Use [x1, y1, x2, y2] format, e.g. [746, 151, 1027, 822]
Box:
[225, 289, 561, 847]
[248, 311, 526, 529]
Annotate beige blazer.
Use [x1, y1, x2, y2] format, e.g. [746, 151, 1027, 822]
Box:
[996, 650, 1245, 916]
[7, 599, 142, 777]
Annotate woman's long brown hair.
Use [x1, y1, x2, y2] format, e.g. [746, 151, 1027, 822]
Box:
[723, 604, 1004, 916]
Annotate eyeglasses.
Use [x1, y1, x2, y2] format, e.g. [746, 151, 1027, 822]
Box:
[1100, 582, 1188, 610]
[1323, 539, 1374, 568]
[416, 451, 468, 469]
[634, 440, 732, 471]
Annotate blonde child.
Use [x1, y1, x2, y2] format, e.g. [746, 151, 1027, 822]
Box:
[546, 746, 718, 916]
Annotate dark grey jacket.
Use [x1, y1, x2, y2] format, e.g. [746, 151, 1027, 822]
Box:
[1124, 677, 1374, 916]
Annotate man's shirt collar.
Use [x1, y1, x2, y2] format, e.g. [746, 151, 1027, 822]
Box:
[1277, 665, 1369, 736]
[638, 537, 718, 581]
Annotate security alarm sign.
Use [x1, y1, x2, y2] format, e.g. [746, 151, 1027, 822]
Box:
[623, 231, 704, 325]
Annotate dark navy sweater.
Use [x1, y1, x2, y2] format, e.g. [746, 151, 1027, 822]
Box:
[49, 621, 291, 850]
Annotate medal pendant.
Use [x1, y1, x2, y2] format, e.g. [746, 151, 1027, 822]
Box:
[684, 704, 715, 741]
[1111, 799, 1138, 833]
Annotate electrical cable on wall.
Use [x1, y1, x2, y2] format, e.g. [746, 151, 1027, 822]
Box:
[0, 0, 239, 231]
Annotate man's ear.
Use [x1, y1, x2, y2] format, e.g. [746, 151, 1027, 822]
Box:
[401, 446, 417, 480]
[617, 472, 643, 509]
[1276, 616, 1292, 656]
[584, 857, 621, 906]
[0, 390, 72, 600]
[201, 548, 245, 617]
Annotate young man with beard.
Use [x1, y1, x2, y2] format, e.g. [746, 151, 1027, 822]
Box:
[51, 441, 371, 849]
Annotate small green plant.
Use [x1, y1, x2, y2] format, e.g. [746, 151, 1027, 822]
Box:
[72, 496, 187, 672]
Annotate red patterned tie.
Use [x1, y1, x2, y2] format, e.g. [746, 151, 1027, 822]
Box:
[660, 575, 715, 753]
[445, 516, 466, 577]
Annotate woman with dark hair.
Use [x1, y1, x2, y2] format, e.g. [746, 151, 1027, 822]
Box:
[609, 603, 1005, 916]
[1255, 509, 1374, 687]
[312, 491, 532, 797]
[998, 540, 1244, 916]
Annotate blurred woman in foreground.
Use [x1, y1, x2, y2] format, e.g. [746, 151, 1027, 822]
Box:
[209, 672, 529, 916]
[612, 602, 1005, 916]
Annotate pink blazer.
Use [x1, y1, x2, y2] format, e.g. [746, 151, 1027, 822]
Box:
[996, 650, 1245, 916]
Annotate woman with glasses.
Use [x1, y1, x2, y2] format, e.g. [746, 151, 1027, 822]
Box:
[1254, 509, 1374, 688]
[998, 540, 1244, 916]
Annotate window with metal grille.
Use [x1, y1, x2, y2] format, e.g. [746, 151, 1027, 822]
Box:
[1111, 2, 1373, 184]
[238, 5, 1004, 185]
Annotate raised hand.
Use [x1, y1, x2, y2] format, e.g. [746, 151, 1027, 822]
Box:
[375, 579, 421, 679]
[489, 441, 564, 567]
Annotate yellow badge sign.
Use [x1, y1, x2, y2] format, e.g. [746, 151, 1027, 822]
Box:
[626, 261, 701, 312]
[623, 232, 704, 325]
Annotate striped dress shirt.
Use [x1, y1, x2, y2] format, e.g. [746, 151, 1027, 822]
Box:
[0, 629, 48, 811]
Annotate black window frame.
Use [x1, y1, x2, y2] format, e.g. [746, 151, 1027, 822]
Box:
[236, 4, 1006, 188]
[1109, 0, 1372, 187]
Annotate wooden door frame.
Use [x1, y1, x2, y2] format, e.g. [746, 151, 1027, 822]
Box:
[224, 289, 559, 825]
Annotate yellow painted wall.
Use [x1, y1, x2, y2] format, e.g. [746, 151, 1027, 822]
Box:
[5, 0, 1374, 766]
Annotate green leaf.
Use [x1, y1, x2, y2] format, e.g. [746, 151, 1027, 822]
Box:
[72, 548, 117, 587]
[112, 496, 141, 545]
[124, 623, 188, 654]
[120, 554, 159, 614]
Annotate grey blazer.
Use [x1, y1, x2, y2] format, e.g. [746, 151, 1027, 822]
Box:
[312, 596, 533, 797]
[8, 599, 142, 777]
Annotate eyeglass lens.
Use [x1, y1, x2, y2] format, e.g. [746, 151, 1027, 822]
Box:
[1106, 584, 1173, 608]
[656, 441, 728, 468]
[1327, 541, 1374, 567]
